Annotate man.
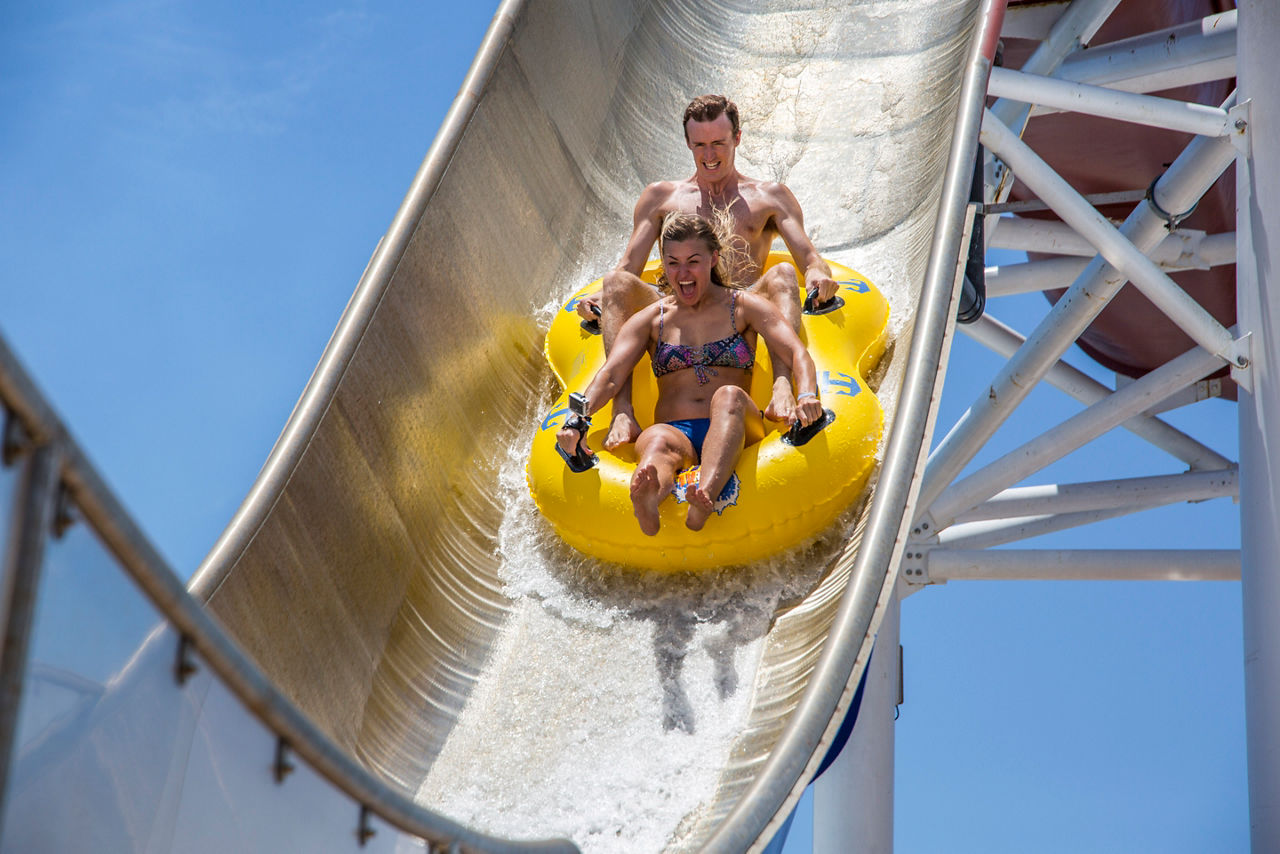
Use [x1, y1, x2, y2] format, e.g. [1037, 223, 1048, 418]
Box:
[577, 94, 839, 450]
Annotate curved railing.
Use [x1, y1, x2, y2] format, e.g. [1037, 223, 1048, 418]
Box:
[0, 343, 577, 853]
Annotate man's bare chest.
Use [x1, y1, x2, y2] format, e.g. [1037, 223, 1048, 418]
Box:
[668, 188, 776, 240]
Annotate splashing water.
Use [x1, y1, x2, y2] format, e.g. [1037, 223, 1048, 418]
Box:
[412, 379, 839, 851]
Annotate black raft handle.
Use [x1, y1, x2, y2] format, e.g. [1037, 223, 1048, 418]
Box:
[782, 408, 836, 447]
[803, 291, 844, 316]
[580, 303, 602, 335]
[555, 413, 599, 472]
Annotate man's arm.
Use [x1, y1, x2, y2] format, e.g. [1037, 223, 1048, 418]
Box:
[575, 183, 669, 320]
[742, 293, 824, 426]
[616, 182, 669, 275]
[770, 183, 839, 303]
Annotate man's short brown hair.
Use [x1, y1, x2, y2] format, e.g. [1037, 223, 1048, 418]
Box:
[683, 94, 740, 140]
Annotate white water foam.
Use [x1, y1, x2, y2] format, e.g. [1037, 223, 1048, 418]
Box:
[408, 223, 919, 847]
[412, 390, 836, 851]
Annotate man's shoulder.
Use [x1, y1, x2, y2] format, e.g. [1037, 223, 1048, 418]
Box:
[738, 174, 798, 206]
[636, 179, 685, 211]
[640, 178, 683, 198]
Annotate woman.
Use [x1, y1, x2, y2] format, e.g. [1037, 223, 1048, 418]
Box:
[556, 212, 824, 535]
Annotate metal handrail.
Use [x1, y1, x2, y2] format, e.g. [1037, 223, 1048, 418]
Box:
[0, 336, 575, 853]
[701, 1, 1009, 849]
[0, 0, 578, 849]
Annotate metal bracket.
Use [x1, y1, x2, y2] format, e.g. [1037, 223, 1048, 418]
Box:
[1230, 332, 1254, 394]
[900, 546, 934, 587]
[988, 154, 1013, 208]
[1227, 99, 1252, 157]
[1146, 175, 1198, 231]
[909, 512, 939, 544]
[273, 737, 295, 784]
[356, 805, 376, 847]
[52, 482, 77, 539]
[174, 635, 199, 686]
[2, 409, 33, 467]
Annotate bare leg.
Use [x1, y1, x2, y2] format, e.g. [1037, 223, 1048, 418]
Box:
[631, 426, 696, 536]
[749, 263, 803, 422]
[686, 387, 757, 531]
[601, 269, 660, 449]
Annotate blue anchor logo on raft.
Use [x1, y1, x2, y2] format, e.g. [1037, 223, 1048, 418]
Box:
[819, 370, 861, 398]
[541, 407, 575, 431]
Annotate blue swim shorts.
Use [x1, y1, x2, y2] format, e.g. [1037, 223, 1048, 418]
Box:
[666, 418, 711, 461]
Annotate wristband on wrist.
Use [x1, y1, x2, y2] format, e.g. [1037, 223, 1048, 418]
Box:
[797, 391, 818, 400]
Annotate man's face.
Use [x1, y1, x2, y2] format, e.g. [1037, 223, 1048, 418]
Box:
[685, 114, 740, 183]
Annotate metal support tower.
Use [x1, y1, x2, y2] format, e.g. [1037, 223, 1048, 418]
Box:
[814, 0, 1255, 850]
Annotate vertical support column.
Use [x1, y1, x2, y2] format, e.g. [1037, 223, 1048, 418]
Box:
[0, 444, 59, 831]
[1236, 2, 1280, 851]
[813, 592, 900, 854]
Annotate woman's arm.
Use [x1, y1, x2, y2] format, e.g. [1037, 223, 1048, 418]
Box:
[575, 305, 656, 417]
[742, 293, 824, 426]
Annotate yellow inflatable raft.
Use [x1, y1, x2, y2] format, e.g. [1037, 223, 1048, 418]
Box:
[527, 252, 889, 571]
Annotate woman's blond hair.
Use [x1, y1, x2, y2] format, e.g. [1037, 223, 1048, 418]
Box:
[655, 209, 751, 292]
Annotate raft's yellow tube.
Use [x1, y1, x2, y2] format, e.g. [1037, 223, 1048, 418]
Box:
[527, 252, 888, 571]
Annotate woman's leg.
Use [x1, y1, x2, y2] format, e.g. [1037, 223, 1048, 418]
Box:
[686, 386, 760, 531]
[631, 424, 696, 536]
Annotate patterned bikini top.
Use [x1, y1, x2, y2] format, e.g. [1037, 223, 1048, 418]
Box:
[651, 290, 755, 385]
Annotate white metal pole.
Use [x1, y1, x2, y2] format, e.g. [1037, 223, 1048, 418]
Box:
[990, 0, 1122, 133]
[932, 506, 1146, 550]
[954, 469, 1238, 522]
[989, 66, 1230, 137]
[1057, 10, 1236, 94]
[924, 549, 1240, 582]
[989, 217, 1099, 256]
[813, 591, 899, 854]
[989, 217, 1234, 266]
[988, 232, 1235, 295]
[1235, 2, 1280, 849]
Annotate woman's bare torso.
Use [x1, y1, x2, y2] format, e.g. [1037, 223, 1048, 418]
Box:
[644, 288, 759, 424]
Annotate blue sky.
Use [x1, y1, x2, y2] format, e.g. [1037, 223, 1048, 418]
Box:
[2, 2, 1247, 852]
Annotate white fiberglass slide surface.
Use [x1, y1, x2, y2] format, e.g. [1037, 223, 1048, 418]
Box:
[187, 1, 978, 851]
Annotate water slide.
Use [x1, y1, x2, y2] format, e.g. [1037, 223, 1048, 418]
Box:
[0, 0, 994, 850]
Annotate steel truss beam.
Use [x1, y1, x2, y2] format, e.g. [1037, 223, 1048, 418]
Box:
[960, 313, 1230, 468]
[912, 549, 1240, 583]
[919, 117, 1237, 515]
[910, 4, 1242, 588]
[890, 1, 1255, 850]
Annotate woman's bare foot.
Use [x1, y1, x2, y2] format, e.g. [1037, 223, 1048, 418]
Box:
[685, 486, 715, 531]
[604, 411, 643, 450]
[630, 464, 664, 535]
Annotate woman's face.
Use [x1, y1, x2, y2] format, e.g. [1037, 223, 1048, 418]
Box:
[662, 237, 718, 305]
